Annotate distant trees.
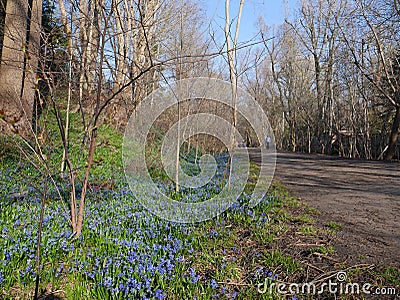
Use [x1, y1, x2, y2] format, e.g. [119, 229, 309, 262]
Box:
[249, 0, 400, 160]
[352, 0, 400, 160]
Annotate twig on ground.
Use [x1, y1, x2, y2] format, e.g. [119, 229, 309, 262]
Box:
[312, 252, 340, 263]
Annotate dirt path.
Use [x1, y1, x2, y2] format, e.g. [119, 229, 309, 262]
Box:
[249, 150, 400, 266]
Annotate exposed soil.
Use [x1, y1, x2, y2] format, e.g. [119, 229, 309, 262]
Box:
[249, 150, 400, 267]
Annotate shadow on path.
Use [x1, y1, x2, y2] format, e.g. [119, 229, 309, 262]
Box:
[249, 149, 400, 265]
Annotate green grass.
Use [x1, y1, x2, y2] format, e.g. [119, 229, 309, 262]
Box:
[2, 108, 398, 300]
[2, 114, 305, 299]
[305, 207, 320, 216]
[381, 267, 400, 286]
[299, 225, 318, 236]
[309, 246, 335, 255]
[156, 181, 307, 299]
[296, 215, 315, 224]
[326, 221, 342, 231]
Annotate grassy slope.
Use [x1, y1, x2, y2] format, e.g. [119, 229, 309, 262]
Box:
[0, 112, 399, 299]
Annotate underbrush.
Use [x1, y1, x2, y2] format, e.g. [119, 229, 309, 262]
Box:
[0, 146, 286, 299]
[1, 113, 399, 300]
[1, 120, 285, 299]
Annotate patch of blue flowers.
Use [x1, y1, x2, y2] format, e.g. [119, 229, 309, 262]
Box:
[0, 152, 274, 299]
[0, 171, 195, 299]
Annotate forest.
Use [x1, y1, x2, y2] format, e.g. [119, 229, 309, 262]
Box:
[0, 0, 399, 160]
[0, 0, 399, 299]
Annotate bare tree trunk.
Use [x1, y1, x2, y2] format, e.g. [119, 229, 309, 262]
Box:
[75, 0, 108, 236]
[75, 128, 97, 236]
[0, 0, 41, 135]
[113, 0, 126, 88]
[60, 52, 72, 172]
[384, 106, 400, 160]
[225, 0, 244, 188]
[58, 0, 73, 172]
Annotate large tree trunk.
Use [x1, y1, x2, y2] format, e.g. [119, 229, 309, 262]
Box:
[0, 0, 41, 136]
[384, 105, 400, 160]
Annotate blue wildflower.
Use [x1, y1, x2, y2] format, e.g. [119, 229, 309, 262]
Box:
[210, 279, 219, 289]
[155, 289, 166, 299]
[103, 276, 113, 289]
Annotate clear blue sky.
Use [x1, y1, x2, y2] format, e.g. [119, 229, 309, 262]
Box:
[202, 0, 298, 44]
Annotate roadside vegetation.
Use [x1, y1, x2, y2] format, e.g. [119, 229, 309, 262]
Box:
[1, 113, 398, 300]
